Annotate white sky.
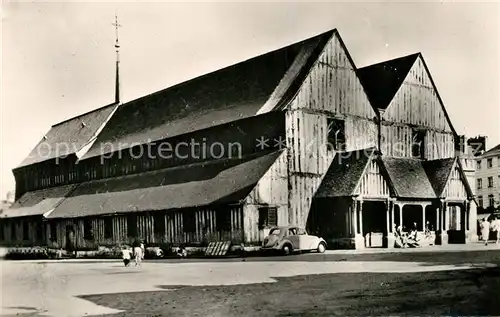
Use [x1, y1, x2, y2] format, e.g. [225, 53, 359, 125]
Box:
[1, 1, 499, 199]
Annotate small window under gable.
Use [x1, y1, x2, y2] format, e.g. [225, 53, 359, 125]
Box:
[327, 118, 346, 151]
[487, 158, 493, 169]
[412, 129, 426, 159]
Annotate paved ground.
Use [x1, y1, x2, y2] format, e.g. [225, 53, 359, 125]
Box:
[1, 244, 499, 317]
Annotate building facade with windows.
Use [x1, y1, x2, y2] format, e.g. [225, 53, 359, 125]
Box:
[0, 29, 475, 251]
[475, 144, 500, 211]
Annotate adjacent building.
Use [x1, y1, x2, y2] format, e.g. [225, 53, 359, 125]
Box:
[475, 144, 500, 212]
[0, 29, 476, 251]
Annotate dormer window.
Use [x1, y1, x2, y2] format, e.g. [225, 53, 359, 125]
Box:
[412, 129, 426, 159]
[327, 118, 346, 151]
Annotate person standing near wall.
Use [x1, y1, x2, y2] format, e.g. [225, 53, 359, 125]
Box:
[480, 218, 490, 246]
[133, 240, 143, 266]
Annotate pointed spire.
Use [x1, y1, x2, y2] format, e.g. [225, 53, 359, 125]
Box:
[112, 14, 122, 104]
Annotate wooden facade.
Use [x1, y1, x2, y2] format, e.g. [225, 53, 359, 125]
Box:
[13, 112, 286, 198]
[45, 205, 245, 249]
[244, 150, 289, 243]
[354, 160, 391, 199]
[0, 216, 46, 247]
[5, 29, 475, 252]
[380, 56, 455, 160]
[285, 33, 377, 228]
[442, 165, 469, 201]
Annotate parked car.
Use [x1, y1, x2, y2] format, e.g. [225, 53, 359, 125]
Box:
[261, 226, 327, 255]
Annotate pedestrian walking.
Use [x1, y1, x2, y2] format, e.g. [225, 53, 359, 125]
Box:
[121, 246, 132, 267]
[140, 240, 145, 260]
[480, 218, 490, 246]
[133, 240, 143, 266]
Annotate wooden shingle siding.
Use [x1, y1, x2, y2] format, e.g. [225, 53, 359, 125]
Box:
[289, 35, 375, 119]
[381, 125, 454, 159]
[0, 217, 46, 247]
[383, 57, 453, 132]
[443, 167, 468, 199]
[246, 150, 288, 205]
[46, 206, 244, 249]
[284, 33, 377, 228]
[243, 150, 289, 243]
[354, 160, 391, 198]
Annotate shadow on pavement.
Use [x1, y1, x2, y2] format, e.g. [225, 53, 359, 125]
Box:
[80, 266, 500, 317]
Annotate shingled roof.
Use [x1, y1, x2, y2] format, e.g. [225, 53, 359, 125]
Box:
[357, 53, 419, 111]
[481, 143, 500, 158]
[422, 157, 457, 197]
[381, 157, 436, 199]
[46, 150, 283, 219]
[82, 30, 336, 159]
[0, 184, 76, 219]
[17, 103, 117, 168]
[315, 148, 376, 198]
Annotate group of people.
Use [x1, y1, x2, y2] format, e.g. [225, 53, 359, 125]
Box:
[480, 216, 500, 246]
[121, 240, 145, 267]
[121, 241, 189, 266]
[393, 222, 430, 248]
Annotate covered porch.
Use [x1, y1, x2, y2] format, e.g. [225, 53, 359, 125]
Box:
[310, 148, 397, 249]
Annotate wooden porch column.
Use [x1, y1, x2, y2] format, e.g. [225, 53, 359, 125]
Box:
[398, 203, 403, 227]
[351, 198, 358, 236]
[385, 199, 391, 234]
[465, 201, 470, 230]
[461, 201, 467, 232]
[436, 206, 440, 231]
[390, 200, 395, 232]
[443, 201, 448, 231]
[359, 200, 364, 235]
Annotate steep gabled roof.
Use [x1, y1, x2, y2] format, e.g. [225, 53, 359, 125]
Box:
[357, 53, 419, 111]
[82, 30, 336, 159]
[315, 148, 376, 198]
[16, 103, 118, 169]
[358, 53, 458, 137]
[46, 150, 283, 219]
[381, 157, 436, 199]
[422, 157, 456, 197]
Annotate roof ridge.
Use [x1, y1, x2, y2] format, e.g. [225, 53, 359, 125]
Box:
[358, 52, 420, 70]
[117, 30, 337, 111]
[51, 102, 117, 127]
[357, 53, 420, 111]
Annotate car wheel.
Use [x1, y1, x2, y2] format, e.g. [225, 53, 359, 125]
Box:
[317, 242, 326, 253]
[282, 244, 292, 256]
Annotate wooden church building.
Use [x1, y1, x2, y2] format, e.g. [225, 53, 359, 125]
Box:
[0, 28, 476, 251]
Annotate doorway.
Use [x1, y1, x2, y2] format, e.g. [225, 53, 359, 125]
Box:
[362, 201, 387, 248]
[65, 225, 76, 256]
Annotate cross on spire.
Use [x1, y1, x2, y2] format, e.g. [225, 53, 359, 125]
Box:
[112, 14, 122, 50]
